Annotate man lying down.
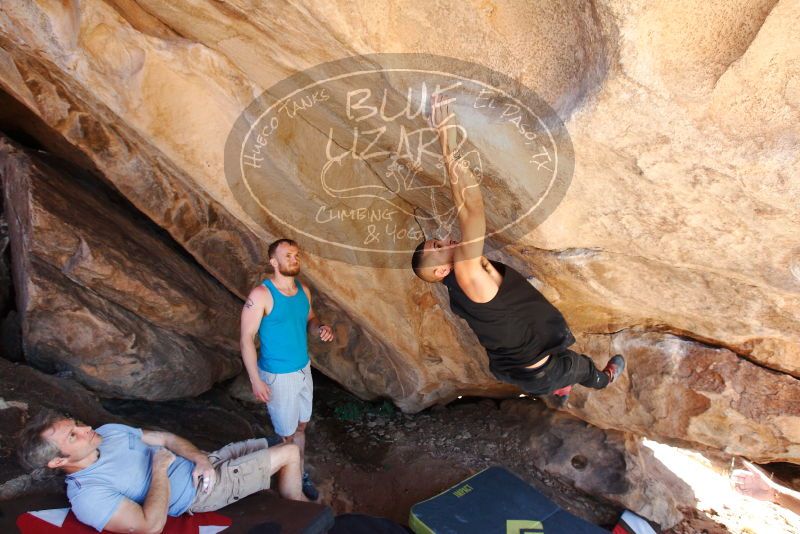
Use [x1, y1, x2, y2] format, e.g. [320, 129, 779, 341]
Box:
[17, 410, 308, 533]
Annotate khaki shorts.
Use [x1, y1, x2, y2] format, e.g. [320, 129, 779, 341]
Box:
[189, 438, 271, 513]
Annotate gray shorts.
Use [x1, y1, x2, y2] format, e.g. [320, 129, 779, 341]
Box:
[258, 362, 313, 437]
[189, 438, 270, 513]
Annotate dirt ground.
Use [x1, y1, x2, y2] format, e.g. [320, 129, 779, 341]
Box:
[302, 377, 623, 528]
[293, 375, 799, 534]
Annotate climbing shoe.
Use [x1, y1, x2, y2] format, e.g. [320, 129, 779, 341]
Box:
[551, 385, 572, 408]
[603, 354, 626, 384]
[302, 471, 319, 501]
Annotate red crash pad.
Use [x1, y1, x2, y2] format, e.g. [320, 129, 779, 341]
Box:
[3, 491, 333, 534]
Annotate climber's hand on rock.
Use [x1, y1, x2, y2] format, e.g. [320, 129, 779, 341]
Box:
[319, 324, 334, 342]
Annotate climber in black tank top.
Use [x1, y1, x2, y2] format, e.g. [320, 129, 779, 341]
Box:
[411, 94, 626, 403]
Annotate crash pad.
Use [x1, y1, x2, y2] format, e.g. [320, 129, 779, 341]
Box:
[409, 466, 608, 534]
[3, 490, 333, 534]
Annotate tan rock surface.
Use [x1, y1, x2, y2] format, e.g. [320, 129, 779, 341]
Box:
[0, 1, 513, 409]
[5, 148, 240, 351]
[0, 0, 798, 463]
[1, 138, 241, 398]
[501, 399, 694, 528]
[552, 330, 800, 464]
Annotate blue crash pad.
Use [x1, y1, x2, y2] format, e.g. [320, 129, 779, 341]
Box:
[409, 466, 608, 534]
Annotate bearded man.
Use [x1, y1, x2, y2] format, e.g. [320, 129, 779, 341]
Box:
[240, 239, 333, 501]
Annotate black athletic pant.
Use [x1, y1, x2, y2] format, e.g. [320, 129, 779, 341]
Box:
[493, 349, 609, 396]
[551, 349, 609, 391]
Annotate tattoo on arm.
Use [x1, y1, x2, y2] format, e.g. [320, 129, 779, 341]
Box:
[244, 298, 254, 309]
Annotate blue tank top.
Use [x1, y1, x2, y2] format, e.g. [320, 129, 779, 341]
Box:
[257, 279, 310, 373]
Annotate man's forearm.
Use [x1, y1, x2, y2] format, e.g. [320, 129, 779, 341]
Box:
[774, 485, 800, 515]
[162, 434, 207, 464]
[142, 466, 170, 532]
[241, 338, 261, 382]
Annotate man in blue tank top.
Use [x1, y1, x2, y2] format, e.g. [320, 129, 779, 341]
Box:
[240, 238, 333, 501]
[411, 95, 625, 406]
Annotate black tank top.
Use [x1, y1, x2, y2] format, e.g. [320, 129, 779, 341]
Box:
[442, 260, 574, 377]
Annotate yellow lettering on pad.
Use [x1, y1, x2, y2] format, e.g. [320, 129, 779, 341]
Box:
[452, 484, 473, 497]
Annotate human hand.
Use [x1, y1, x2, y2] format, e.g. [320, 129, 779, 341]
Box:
[318, 325, 334, 342]
[153, 448, 175, 471]
[731, 460, 776, 502]
[192, 456, 216, 494]
[251, 377, 271, 403]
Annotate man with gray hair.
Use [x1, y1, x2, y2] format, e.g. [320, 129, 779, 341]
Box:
[18, 410, 307, 533]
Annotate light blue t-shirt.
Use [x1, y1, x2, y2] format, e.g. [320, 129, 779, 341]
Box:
[65, 424, 196, 532]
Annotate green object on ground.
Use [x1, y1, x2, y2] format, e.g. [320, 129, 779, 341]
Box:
[334, 401, 365, 422]
[334, 399, 396, 422]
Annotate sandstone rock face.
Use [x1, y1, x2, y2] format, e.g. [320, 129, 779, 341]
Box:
[0, 211, 10, 318]
[1, 139, 241, 399]
[101, 396, 260, 453]
[552, 330, 800, 464]
[0, 356, 115, 437]
[501, 399, 694, 528]
[0, 310, 23, 362]
[0, 0, 798, 463]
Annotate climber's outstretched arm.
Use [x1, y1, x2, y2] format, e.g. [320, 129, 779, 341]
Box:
[430, 94, 497, 302]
